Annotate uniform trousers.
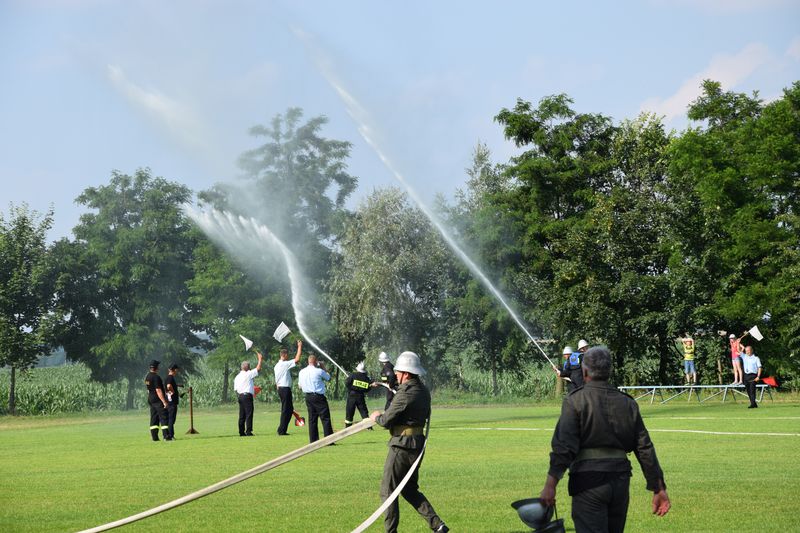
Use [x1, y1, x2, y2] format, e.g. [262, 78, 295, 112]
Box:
[238, 393, 254, 435]
[277, 386, 294, 435]
[166, 401, 178, 439]
[304, 392, 333, 442]
[380, 444, 443, 533]
[571, 473, 630, 533]
[148, 398, 168, 441]
[744, 373, 759, 407]
[345, 392, 369, 425]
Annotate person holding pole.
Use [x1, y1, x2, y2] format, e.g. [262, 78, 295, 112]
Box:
[379, 351, 398, 409]
[729, 331, 748, 385]
[164, 363, 182, 440]
[144, 360, 169, 442]
[370, 351, 449, 533]
[539, 346, 670, 532]
[742, 345, 762, 408]
[274, 339, 302, 436]
[298, 353, 334, 443]
[234, 350, 263, 436]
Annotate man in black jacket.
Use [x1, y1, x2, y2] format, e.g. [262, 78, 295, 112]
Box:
[378, 351, 397, 410]
[144, 360, 169, 442]
[540, 346, 671, 532]
[345, 361, 375, 427]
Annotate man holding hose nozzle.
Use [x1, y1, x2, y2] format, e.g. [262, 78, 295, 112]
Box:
[370, 351, 448, 533]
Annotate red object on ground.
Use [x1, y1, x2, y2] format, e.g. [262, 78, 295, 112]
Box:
[761, 376, 778, 387]
[254, 386, 262, 395]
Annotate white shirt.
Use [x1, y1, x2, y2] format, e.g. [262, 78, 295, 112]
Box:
[742, 354, 762, 375]
[298, 365, 330, 394]
[274, 360, 296, 388]
[234, 368, 259, 394]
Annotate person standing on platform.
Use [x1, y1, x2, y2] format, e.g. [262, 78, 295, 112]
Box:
[144, 360, 169, 442]
[370, 351, 449, 533]
[741, 345, 762, 409]
[274, 339, 302, 436]
[729, 331, 748, 385]
[681, 337, 697, 385]
[539, 346, 671, 533]
[379, 351, 398, 409]
[298, 354, 334, 443]
[345, 361, 376, 428]
[164, 363, 182, 440]
[234, 350, 263, 436]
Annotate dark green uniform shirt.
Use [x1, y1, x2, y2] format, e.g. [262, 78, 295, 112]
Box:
[375, 376, 429, 450]
[548, 380, 665, 493]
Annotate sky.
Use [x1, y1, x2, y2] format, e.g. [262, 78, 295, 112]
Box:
[1, 0, 798, 241]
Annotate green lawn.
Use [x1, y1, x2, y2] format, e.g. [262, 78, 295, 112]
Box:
[1, 397, 798, 532]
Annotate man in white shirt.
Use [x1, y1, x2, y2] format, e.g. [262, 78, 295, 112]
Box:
[234, 350, 263, 436]
[298, 353, 333, 443]
[741, 345, 762, 409]
[274, 339, 302, 436]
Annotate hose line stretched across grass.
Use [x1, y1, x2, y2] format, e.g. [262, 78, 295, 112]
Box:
[78, 418, 376, 533]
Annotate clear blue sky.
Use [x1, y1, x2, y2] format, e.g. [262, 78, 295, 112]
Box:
[1, 0, 798, 240]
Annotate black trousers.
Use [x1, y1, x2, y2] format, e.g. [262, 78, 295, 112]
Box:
[744, 373, 759, 406]
[571, 473, 630, 533]
[277, 386, 294, 435]
[304, 393, 333, 443]
[148, 398, 168, 441]
[384, 390, 395, 411]
[238, 393, 254, 435]
[345, 392, 369, 425]
[166, 402, 178, 439]
[380, 444, 443, 533]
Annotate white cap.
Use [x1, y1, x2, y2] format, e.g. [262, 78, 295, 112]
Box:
[394, 351, 426, 376]
[577, 339, 589, 350]
[378, 351, 390, 363]
[356, 361, 366, 373]
[729, 334, 736, 339]
[562, 346, 574, 355]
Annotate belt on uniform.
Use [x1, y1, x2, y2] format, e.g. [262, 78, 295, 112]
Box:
[390, 425, 424, 437]
[575, 447, 627, 461]
[238, 393, 252, 397]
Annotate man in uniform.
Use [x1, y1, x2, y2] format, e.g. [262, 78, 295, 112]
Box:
[539, 346, 671, 532]
[234, 350, 263, 436]
[558, 345, 584, 392]
[370, 351, 448, 533]
[378, 351, 398, 409]
[298, 354, 334, 443]
[164, 363, 182, 441]
[144, 360, 169, 442]
[345, 361, 376, 428]
[274, 339, 303, 435]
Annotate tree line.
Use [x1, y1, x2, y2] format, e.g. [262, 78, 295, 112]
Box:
[1, 80, 798, 413]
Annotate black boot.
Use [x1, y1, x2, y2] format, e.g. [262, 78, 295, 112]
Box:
[151, 429, 160, 441]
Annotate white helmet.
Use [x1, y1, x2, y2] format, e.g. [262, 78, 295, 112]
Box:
[378, 351, 391, 363]
[729, 334, 736, 339]
[394, 351, 426, 376]
[577, 339, 589, 350]
[356, 361, 366, 373]
[562, 346, 574, 355]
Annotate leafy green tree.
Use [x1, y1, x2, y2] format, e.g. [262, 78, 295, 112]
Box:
[0, 204, 55, 414]
[52, 169, 198, 408]
[327, 188, 453, 377]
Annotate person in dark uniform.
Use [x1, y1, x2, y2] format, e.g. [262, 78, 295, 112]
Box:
[164, 363, 181, 441]
[345, 361, 376, 428]
[144, 360, 169, 442]
[378, 351, 397, 410]
[558, 345, 584, 392]
[539, 346, 671, 533]
[370, 351, 448, 533]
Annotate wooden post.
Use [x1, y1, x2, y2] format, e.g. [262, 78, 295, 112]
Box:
[555, 372, 563, 398]
[716, 357, 723, 385]
[186, 386, 199, 434]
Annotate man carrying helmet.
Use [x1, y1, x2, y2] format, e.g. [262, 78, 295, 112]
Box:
[370, 351, 448, 533]
[540, 346, 670, 532]
[378, 351, 398, 409]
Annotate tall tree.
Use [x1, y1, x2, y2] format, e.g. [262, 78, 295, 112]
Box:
[53, 169, 198, 408]
[0, 204, 54, 414]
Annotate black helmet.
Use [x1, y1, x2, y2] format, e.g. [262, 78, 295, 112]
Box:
[511, 499, 565, 533]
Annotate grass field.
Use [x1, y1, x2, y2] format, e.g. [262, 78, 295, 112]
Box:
[1, 396, 798, 532]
